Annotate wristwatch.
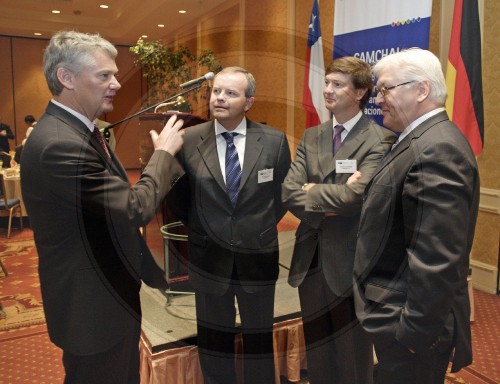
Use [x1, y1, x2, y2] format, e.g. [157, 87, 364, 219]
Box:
[301, 183, 309, 191]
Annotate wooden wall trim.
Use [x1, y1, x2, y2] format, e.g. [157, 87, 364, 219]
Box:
[480, 187, 500, 215]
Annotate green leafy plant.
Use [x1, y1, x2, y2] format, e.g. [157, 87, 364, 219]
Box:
[130, 38, 222, 112]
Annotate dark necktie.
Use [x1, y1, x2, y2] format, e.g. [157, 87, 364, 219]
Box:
[333, 124, 344, 155]
[93, 126, 111, 158]
[221, 132, 242, 206]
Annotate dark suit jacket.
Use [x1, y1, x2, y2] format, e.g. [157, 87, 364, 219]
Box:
[21, 101, 184, 355]
[168, 118, 291, 295]
[353, 111, 479, 372]
[0, 123, 14, 166]
[0, 122, 14, 153]
[282, 114, 396, 296]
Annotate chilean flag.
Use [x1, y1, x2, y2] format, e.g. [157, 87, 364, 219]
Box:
[303, 0, 329, 128]
[445, 0, 484, 155]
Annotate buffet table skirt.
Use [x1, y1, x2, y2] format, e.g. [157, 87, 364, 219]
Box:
[139, 317, 307, 384]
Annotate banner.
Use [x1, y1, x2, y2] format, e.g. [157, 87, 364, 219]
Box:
[445, 0, 484, 156]
[333, 0, 432, 124]
[303, 0, 330, 128]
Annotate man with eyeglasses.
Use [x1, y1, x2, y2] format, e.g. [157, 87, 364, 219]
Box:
[282, 56, 396, 384]
[353, 48, 479, 383]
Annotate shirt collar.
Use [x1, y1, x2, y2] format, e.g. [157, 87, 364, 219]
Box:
[398, 107, 445, 144]
[215, 117, 247, 136]
[51, 99, 94, 132]
[332, 110, 362, 134]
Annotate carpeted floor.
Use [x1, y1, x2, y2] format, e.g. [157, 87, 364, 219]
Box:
[0, 227, 65, 383]
[0, 233, 44, 333]
[0, 213, 498, 383]
[456, 287, 500, 384]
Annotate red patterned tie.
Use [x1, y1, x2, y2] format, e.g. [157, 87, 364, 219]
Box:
[93, 126, 111, 158]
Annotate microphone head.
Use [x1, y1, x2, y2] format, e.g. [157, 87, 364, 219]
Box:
[205, 72, 215, 80]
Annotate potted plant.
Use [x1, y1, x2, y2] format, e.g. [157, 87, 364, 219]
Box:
[130, 38, 222, 114]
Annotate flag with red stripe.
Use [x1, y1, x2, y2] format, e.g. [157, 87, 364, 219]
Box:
[445, 0, 484, 155]
[303, 0, 329, 128]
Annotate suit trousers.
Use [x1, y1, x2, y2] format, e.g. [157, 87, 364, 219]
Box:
[62, 320, 141, 384]
[195, 282, 276, 384]
[374, 339, 452, 384]
[298, 253, 373, 384]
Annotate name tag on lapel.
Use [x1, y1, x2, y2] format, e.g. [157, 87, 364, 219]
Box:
[258, 168, 274, 183]
[335, 159, 357, 173]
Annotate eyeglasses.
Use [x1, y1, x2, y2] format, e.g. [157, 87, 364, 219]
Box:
[375, 81, 416, 97]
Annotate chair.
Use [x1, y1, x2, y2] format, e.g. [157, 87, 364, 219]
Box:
[0, 173, 23, 238]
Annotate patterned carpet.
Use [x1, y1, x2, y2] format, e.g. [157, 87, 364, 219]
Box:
[0, 228, 65, 383]
[450, 287, 500, 384]
[0, 233, 44, 333]
[0, 219, 498, 383]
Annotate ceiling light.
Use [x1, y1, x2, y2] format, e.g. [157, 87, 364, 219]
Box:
[100, 5, 109, 9]
[158, 24, 165, 28]
[179, 10, 186, 14]
[52, 10, 61, 14]
[141, 35, 148, 38]
[34, 33, 42, 36]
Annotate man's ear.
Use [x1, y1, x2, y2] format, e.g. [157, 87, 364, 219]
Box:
[244, 97, 255, 112]
[355, 88, 368, 102]
[57, 67, 75, 90]
[416, 81, 431, 102]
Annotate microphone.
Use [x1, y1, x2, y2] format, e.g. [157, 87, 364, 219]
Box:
[153, 96, 186, 113]
[179, 72, 215, 89]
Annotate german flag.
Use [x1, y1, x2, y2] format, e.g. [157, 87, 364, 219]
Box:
[445, 0, 484, 156]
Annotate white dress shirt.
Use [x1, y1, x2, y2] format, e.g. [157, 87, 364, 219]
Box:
[332, 110, 362, 144]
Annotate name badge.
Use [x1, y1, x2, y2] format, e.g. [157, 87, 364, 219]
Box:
[335, 159, 357, 173]
[258, 168, 274, 183]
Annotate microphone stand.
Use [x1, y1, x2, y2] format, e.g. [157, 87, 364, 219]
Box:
[103, 83, 204, 138]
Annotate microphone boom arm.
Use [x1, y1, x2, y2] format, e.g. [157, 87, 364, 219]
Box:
[105, 83, 204, 129]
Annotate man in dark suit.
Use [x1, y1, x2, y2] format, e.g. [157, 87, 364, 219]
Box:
[353, 48, 479, 384]
[282, 57, 396, 383]
[168, 66, 291, 384]
[0, 113, 15, 167]
[21, 31, 185, 384]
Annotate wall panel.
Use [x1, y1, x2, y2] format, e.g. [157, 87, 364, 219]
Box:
[11, 38, 51, 145]
[0, 36, 16, 150]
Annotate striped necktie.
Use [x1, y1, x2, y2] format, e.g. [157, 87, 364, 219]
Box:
[93, 126, 111, 158]
[221, 132, 242, 206]
[333, 124, 344, 155]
